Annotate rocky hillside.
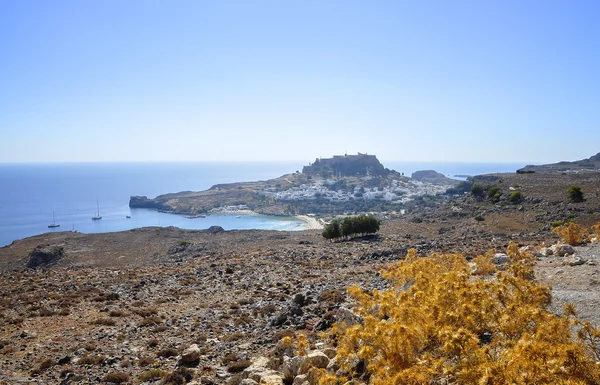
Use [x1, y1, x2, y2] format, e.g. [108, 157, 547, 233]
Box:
[517, 151, 600, 173]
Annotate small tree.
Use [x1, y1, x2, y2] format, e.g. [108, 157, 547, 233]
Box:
[568, 185, 584, 203]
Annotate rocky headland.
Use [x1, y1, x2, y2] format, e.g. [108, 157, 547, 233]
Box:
[129, 154, 456, 217]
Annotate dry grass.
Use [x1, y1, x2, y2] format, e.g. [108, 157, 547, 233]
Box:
[139, 369, 167, 381]
[91, 317, 116, 326]
[157, 348, 179, 358]
[101, 372, 129, 383]
[227, 360, 251, 373]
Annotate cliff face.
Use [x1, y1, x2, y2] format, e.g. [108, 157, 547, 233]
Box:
[302, 153, 388, 177]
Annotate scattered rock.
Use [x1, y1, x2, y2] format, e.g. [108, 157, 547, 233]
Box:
[491, 253, 510, 268]
[298, 351, 330, 375]
[179, 344, 201, 366]
[550, 244, 575, 257]
[564, 256, 586, 267]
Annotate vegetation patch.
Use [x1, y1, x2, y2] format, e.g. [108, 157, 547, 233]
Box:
[321, 244, 600, 384]
[568, 185, 585, 202]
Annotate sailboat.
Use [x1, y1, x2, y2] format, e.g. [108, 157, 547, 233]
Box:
[48, 211, 60, 228]
[92, 199, 102, 220]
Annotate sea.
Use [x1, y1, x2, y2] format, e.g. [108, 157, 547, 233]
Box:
[0, 161, 526, 247]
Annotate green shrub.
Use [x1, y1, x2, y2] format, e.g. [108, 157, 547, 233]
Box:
[487, 186, 501, 203]
[509, 191, 522, 204]
[568, 185, 584, 202]
[475, 215, 485, 222]
[470, 184, 484, 198]
[551, 221, 564, 228]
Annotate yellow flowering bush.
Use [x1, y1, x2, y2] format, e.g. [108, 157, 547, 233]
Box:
[321, 244, 600, 384]
[552, 222, 585, 245]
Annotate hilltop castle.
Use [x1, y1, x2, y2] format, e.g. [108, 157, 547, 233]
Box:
[302, 153, 388, 177]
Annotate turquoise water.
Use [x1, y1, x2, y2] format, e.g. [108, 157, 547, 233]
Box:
[0, 161, 525, 246]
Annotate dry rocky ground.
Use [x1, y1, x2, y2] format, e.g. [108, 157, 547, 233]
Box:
[1, 171, 599, 384]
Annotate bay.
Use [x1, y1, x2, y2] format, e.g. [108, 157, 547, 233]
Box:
[0, 161, 526, 246]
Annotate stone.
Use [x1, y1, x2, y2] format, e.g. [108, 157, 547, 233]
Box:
[551, 244, 575, 257]
[270, 312, 288, 327]
[292, 375, 308, 385]
[258, 373, 284, 385]
[564, 256, 586, 266]
[293, 293, 306, 306]
[298, 351, 330, 375]
[326, 356, 339, 372]
[540, 247, 553, 257]
[27, 245, 64, 268]
[179, 344, 201, 365]
[336, 308, 362, 327]
[491, 253, 510, 267]
[244, 357, 284, 384]
[240, 380, 259, 385]
[283, 355, 306, 380]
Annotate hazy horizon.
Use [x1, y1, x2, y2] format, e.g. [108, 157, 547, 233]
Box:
[2, 1, 599, 164]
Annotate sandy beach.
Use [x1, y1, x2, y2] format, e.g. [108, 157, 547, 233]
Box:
[296, 214, 324, 230]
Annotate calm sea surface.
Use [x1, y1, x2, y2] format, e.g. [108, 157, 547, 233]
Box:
[0, 161, 525, 246]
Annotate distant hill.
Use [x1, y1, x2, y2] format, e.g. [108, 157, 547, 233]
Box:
[302, 153, 390, 177]
[517, 152, 600, 173]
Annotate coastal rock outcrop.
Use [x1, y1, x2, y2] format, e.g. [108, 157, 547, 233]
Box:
[411, 170, 457, 185]
[27, 245, 64, 268]
[128, 195, 169, 210]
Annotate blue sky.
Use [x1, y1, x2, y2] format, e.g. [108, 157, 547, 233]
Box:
[1, 1, 599, 163]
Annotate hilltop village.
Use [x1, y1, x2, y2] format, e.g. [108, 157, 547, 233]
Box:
[129, 154, 456, 216]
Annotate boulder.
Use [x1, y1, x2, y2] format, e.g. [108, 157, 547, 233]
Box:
[179, 344, 201, 366]
[244, 357, 284, 384]
[258, 373, 284, 385]
[298, 351, 330, 375]
[491, 253, 510, 268]
[540, 247, 553, 257]
[283, 355, 306, 380]
[206, 226, 225, 233]
[336, 308, 362, 327]
[27, 245, 64, 268]
[564, 256, 586, 266]
[551, 244, 575, 257]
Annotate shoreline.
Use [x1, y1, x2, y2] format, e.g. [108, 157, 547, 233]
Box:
[295, 215, 324, 230]
[209, 208, 323, 230]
